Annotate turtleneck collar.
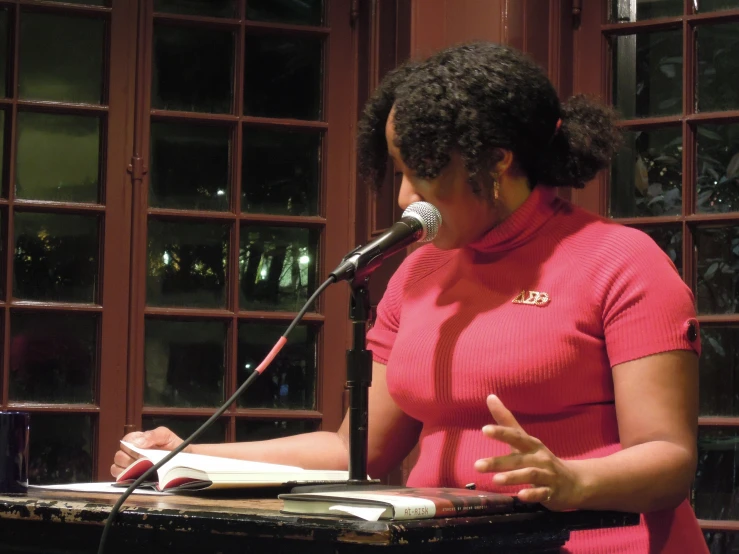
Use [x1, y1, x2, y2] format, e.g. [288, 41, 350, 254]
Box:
[466, 185, 560, 254]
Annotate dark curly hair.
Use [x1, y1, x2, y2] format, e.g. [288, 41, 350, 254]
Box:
[357, 42, 622, 192]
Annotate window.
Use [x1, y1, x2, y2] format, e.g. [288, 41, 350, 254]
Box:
[576, 0, 739, 547]
[0, 0, 132, 483]
[0, 0, 355, 483]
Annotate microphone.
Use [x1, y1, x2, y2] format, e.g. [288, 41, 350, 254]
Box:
[330, 201, 442, 283]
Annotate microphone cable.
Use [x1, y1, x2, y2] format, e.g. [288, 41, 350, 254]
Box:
[96, 275, 337, 554]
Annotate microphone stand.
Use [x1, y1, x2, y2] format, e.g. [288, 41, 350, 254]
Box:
[291, 203, 438, 493]
[291, 273, 393, 492]
[346, 279, 373, 484]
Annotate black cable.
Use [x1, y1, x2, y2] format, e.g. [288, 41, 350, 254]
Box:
[97, 275, 336, 554]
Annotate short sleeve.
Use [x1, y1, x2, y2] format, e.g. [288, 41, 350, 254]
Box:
[366, 261, 409, 365]
[600, 228, 701, 367]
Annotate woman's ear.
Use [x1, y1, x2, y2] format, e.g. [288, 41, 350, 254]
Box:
[491, 149, 516, 176]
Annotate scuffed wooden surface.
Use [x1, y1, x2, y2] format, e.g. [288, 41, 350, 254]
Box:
[0, 489, 637, 553]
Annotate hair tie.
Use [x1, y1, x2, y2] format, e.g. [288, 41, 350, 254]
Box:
[547, 118, 563, 147]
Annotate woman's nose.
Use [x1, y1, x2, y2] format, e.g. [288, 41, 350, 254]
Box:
[397, 176, 423, 211]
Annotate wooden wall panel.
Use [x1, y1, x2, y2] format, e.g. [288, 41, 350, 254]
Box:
[408, 0, 567, 89]
[410, 0, 505, 59]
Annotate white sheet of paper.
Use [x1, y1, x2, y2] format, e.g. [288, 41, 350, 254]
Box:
[328, 504, 388, 521]
[29, 483, 169, 495]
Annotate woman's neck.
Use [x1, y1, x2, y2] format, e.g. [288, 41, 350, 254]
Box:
[496, 175, 533, 223]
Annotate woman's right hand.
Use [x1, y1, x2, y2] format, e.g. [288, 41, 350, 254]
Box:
[110, 426, 186, 477]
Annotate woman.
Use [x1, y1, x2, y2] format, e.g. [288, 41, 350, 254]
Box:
[113, 43, 706, 553]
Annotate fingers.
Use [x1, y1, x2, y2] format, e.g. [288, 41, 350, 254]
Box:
[147, 426, 182, 449]
[114, 446, 137, 465]
[474, 450, 551, 473]
[482, 424, 540, 452]
[486, 394, 523, 430]
[475, 451, 524, 473]
[516, 486, 553, 505]
[110, 444, 142, 476]
[121, 431, 149, 448]
[111, 427, 184, 478]
[482, 396, 561, 509]
[112, 430, 162, 478]
[492, 467, 553, 487]
[122, 427, 181, 450]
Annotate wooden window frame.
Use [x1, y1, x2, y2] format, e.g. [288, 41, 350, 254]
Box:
[0, 0, 359, 482]
[0, 0, 136, 479]
[574, 0, 739, 533]
[124, 0, 355, 459]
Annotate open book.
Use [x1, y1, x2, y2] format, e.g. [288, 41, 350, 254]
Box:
[279, 487, 520, 521]
[115, 441, 351, 492]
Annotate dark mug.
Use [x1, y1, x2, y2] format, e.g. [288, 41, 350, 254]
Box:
[0, 412, 29, 494]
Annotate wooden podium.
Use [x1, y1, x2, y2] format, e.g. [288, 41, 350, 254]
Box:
[0, 489, 638, 553]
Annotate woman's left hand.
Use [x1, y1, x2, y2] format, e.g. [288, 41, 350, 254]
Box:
[474, 394, 583, 511]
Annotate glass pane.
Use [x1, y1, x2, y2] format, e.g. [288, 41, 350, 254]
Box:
[0, 9, 9, 98]
[237, 323, 316, 409]
[239, 226, 318, 311]
[142, 416, 226, 444]
[9, 312, 97, 403]
[152, 24, 234, 114]
[612, 30, 683, 119]
[697, 0, 739, 13]
[0, 110, 5, 196]
[154, 0, 237, 17]
[44, 0, 108, 5]
[144, 319, 226, 408]
[610, 127, 682, 218]
[244, 35, 323, 120]
[700, 327, 739, 416]
[16, 112, 101, 203]
[242, 128, 320, 215]
[695, 226, 739, 314]
[0, 210, 4, 297]
[697, 23, 739, 113]
[694, 428, 739, 520]
[610, 0, 683, 22]
[147, 219, 229, 308]
[150, 121, 231, 211]
[641, 226, 683, 275]
[704, 530, 739, 553]
[29, 413, 93, 485]
[14, 212, 99, 303]
[19, 12, 104, 104]
[697, 123, 739, 214]
[235, 419, 320, 442]
[246, 0, 324, 26]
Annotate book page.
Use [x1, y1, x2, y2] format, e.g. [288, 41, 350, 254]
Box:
[324, 492, 437, 518]
[328, 505, 389, 521]
[121, 441, 306, 475]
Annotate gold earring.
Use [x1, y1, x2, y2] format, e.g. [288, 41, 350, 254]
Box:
[492, 175, 500, 201]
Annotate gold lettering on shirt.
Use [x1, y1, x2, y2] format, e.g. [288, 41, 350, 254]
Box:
[512, 290, 550, 307]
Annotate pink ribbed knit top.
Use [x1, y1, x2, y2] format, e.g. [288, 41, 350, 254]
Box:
[366, 186, 707, 553]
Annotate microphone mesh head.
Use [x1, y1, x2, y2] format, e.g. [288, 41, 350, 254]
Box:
[402, 201, 442, 243]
